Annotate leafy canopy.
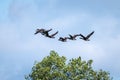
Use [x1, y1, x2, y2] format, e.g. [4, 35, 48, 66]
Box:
[25, 51, 112, 80]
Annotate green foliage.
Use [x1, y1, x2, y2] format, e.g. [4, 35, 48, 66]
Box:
[25, 51, 112, 80]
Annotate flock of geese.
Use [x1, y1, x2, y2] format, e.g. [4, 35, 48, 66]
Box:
[34, 28, 94, 42]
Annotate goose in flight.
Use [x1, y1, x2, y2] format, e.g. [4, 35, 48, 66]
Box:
[58, 37, 68, 42]
[46, 31, 58, 38]
[67, 34, 80, 40]
[80, 31, 94, 41]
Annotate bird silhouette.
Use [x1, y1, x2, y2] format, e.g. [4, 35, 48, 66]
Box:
[41, 28, 52, 36]
[34, 28, 45, 35]
[80, 31, 94, 41]
[46, 31, 58, 38]
[67, 34, 80, 40]
[58, 37, 68, 42]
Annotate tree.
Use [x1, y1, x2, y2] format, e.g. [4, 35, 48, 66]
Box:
[25, 51, 112, 80]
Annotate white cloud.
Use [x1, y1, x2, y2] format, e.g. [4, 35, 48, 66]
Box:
[1, 0, 120, 79]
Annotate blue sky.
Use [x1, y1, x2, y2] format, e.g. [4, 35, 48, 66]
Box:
[0, 0, 120, 80]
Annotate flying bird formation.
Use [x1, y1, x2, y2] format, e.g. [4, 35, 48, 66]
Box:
[34, 28, 94, 42]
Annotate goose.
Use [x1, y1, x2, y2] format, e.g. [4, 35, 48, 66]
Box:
[58, 37, 68, 42]
[80, 31, 94, 41]
[67, 34, 80, 40]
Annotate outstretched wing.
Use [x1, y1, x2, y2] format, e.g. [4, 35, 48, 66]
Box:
[68, 34, 73, 38]
[42, 29, 52, 36]
[34, 29, 39, 34]
[80, 34, 86, 38]
[86, 31, 94, 39]
[50, 31, 58, 37]
[46, 28, 52, 32]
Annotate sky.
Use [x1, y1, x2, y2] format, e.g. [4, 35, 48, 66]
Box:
[0, 0, 120, 80]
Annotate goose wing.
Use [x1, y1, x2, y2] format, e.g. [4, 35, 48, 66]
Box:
[50, 31, 58, 37]
[46, 28, 52, 32]
[69, 34, 73, 38]
[86, 31, 94, 39]
[80, 34, 86, 38]
[34, 29, 39, 34]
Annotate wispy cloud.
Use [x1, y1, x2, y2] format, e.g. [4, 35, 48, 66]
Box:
[0, 0, 120, 80]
